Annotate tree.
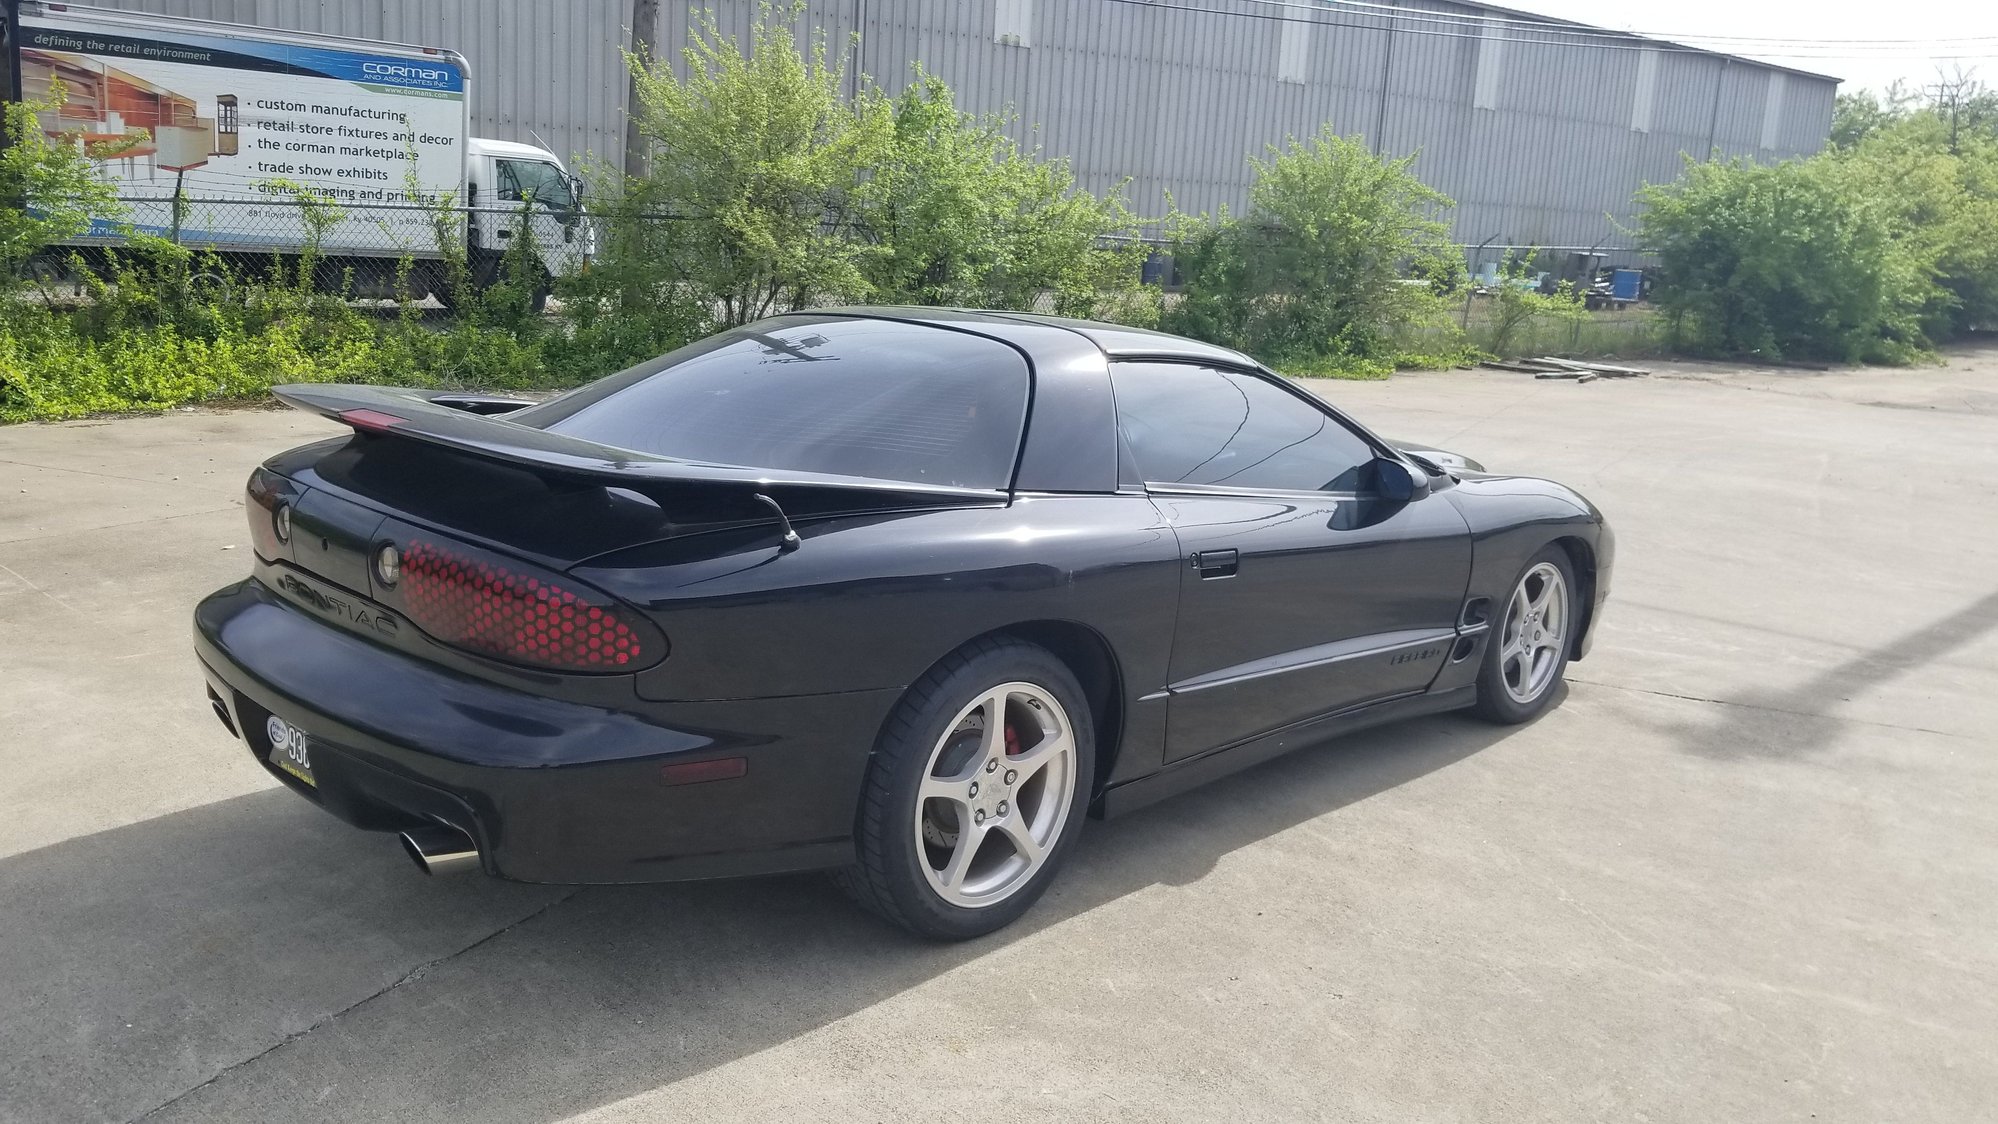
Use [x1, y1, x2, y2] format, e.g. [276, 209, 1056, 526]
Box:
[1831, 90, 1898, 149]
[858, 70, 1147, 314]
[1163, 127, 1457, 366]
[0, 86, 125, 282]
[622, 1, 892, 325]
[1794, 73, 1998, 341]
[1926, 67, 1998, 154]
[1843, 109, 1998, 338]
[1637, 155, 1939, 362]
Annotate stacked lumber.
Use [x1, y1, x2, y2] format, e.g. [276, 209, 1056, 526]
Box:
[1478, 356, 1652, 381]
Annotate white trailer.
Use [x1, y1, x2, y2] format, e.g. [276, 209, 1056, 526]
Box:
[13, 2, 588, 303]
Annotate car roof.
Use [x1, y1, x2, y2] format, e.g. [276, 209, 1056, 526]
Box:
[797, 306, 1261, 369]
[974, 311, 1261, 367]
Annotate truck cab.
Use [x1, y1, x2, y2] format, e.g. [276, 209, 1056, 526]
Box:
[464, 137, 591, 303]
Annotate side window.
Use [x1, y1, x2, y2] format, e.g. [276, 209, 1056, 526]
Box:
[494, 159, 524, 202]
[1109, 362, 1377, 492]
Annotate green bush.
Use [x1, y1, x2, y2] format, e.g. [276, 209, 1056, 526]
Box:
[1843, 113, 1998, 339]
[1637, 155, 1937, 363]
[1640, 83, 1998, 363]
[1, 86, 127, 281]
[859, 70, 1151, 318]
[1162, 127, 1461, 369]
[621, 1, 891, 325]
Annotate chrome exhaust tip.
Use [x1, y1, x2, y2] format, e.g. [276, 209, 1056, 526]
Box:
[399, 825, 481, 876]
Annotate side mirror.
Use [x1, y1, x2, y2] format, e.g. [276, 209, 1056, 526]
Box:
[1373, 456, 1432, 502]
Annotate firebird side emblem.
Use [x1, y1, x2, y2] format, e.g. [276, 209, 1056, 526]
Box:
[279, 573, 399, 636]
[1389, 647, 1442, 665]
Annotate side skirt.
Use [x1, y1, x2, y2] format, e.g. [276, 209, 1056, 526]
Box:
[1094, 685, 1478, 819]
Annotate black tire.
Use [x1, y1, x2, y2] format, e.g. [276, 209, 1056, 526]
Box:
[835, 637, 1095, 940]
[1470, 545, 1577, 725]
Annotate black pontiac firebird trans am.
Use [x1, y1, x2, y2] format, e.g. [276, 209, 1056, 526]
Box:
[195, 309, 1613, 939]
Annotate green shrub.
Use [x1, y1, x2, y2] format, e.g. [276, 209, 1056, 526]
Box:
[1639, 155, 1939, 363]
[1840, 115, 1998, 339]
[621, 1, 891, 325]
[1162, 127, 1459, 369]
[1, 86, 128, 281]
[859, 69, 1150, 316]
[544, 168, 723, 379]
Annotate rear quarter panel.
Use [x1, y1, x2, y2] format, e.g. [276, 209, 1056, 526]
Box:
[573, 495, 1183, 705]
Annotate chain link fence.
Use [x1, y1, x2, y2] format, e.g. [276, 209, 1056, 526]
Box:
[34, 195, 1652, 332]
[37, 195, 567, 304]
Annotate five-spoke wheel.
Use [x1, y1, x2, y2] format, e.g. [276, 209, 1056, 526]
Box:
[915, 682, 1077, 908]
[1499, 562, 1568, 705]
[1472, 546, 1577, 724]
[838, 638, 1095, 939]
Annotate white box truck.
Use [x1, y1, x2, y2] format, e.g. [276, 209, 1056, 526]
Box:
[11, 2, 589, 304]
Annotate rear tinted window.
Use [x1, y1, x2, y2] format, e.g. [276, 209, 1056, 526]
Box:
[520, 317, 1029, 489]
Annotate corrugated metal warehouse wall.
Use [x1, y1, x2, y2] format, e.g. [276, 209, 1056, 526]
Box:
[89, 0, 1837, 255]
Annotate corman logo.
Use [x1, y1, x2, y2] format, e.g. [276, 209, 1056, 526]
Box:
[362, 61, 451, 84]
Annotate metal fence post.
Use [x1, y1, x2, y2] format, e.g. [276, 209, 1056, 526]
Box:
[169, 171, 186, 245]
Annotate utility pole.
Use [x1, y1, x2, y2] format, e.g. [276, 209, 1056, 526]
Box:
[0, 0, 18, 247]
[2, 0, 22, 155]
[1704, 57, 1731, 160]
[1372, 3, 1398, 156]
[622, 0, 659, 180]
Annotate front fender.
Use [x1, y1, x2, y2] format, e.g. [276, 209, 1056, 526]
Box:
[1441, 474, 1613, 674]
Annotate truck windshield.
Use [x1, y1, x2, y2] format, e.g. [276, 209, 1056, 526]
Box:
[495, 159, 572, 216]
[516, 317, 1030, 490]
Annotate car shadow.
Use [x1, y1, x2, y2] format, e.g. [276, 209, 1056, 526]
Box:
[2, 710, 1529, 1124]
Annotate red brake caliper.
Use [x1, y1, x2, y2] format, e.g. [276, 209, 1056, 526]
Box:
[1004, 723, 1021, 756]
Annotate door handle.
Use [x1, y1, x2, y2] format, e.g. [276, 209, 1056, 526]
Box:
[1192, 549, 1238, 579]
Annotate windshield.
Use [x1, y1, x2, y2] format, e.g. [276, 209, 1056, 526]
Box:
[518, 317, 1031, 490]
[495, 158, 574, 217]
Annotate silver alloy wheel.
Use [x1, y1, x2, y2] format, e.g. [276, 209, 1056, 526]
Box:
[1499, 562, 1570, 704]
[915, 681, 1077, 909]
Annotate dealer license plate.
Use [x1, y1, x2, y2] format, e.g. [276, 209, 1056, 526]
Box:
[265, 715, 317, 787]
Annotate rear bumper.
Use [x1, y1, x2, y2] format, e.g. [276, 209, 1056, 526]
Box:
[194, 578, 894, 883]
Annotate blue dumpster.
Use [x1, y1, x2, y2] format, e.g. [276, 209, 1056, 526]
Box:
[1610, 269, 1642, 303]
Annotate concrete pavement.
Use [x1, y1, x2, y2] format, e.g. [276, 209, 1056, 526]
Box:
[2, 347, 1994, 1123]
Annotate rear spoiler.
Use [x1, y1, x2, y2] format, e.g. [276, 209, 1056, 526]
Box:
[270, 383, 1008, 518]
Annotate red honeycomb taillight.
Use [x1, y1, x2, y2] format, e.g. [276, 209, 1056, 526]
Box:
[397, 538, 663, 672]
